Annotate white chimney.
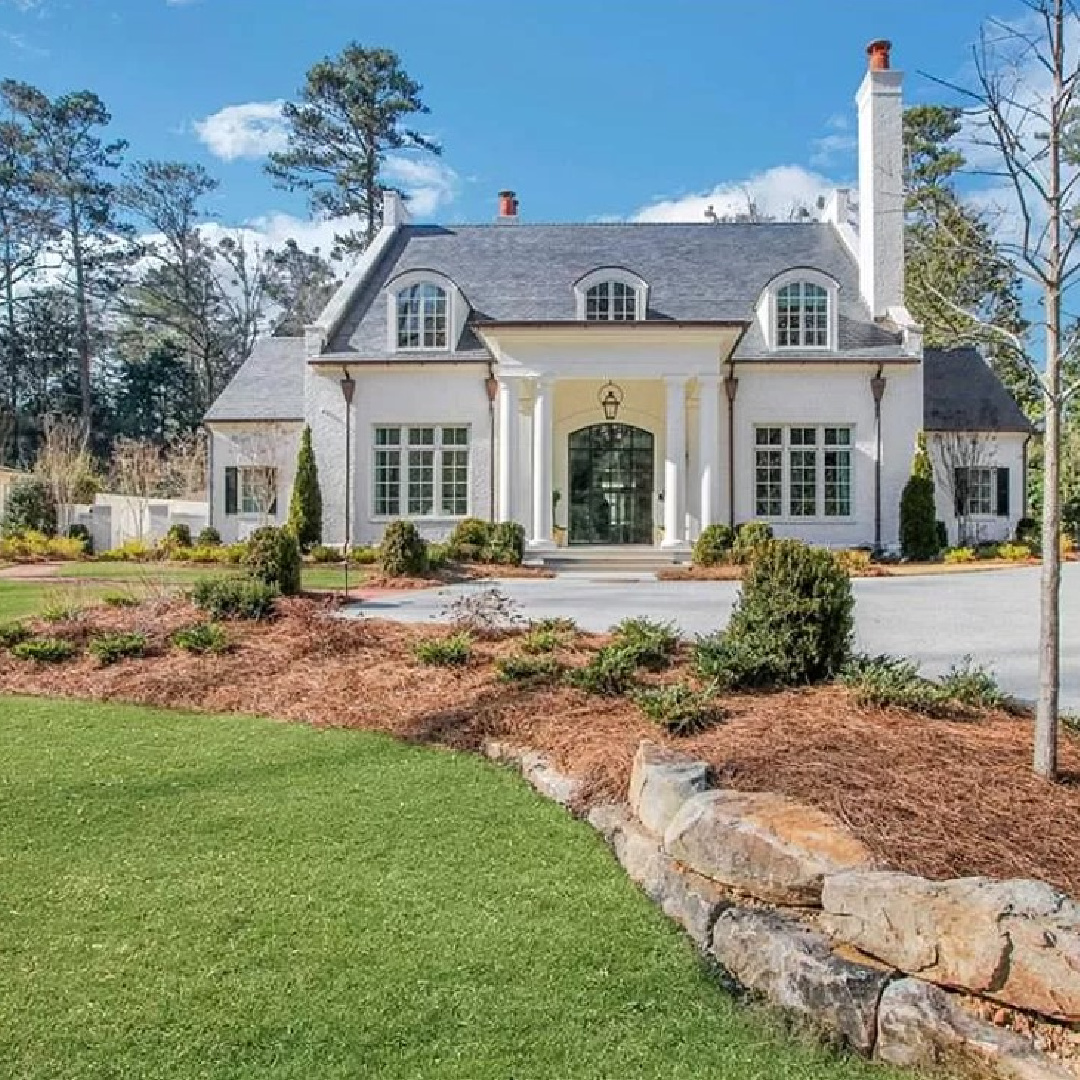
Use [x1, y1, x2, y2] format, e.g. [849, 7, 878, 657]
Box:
[857, 39, 904, 319]
[382, 188, 409, 228]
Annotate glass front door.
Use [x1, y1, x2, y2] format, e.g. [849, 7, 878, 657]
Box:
[568, 424, 654, 545]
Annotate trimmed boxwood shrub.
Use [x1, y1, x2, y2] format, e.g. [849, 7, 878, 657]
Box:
[66, 523, 93, 555]
[165, 523, 192, 549]
[379, 520, 427, 577]
[692, 524, 736, 567]
[1, 478, 57, 538]
[243, 526, 302, 595]
[718, 539, 853, 686]
[731, 520, 774, 564]
[196, 526, 221, 547]
[486, 521, 525, 565]
[1015, 517, 1040, 551]
[446, 517, 492, 562]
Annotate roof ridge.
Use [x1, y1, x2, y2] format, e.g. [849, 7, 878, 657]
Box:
[408, 220, 830, 230]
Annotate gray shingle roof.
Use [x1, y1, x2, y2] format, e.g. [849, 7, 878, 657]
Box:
[328, 222, 902, 359]
[204, 336, 305, 422]
[923, 347, 1034, 434]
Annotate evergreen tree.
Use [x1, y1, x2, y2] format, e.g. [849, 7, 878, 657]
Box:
[900, 434, 941, 561]
[287, 425, 322, 551]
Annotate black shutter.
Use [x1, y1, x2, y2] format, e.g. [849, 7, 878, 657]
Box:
[996, 467, 1010, 517]
[268, 469, 278, 515]
[954, 468, 967, 517]
[224, 467, 238, 515]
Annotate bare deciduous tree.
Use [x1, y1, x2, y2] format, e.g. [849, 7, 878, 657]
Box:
[925, 0, 1080, 779]
[33, 414, 97, 534]
[930, 430, 998, 545]
[110, 436, 165, 541]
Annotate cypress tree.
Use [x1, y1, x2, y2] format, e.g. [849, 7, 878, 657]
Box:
[287, 426, 322, 551]
[900, 434, 941, 560]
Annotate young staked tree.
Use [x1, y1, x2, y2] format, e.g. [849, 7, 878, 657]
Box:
[930, 0, 1080, 779]
[266, 44, 440, 255]
[287, 426, 322, 551]
[0, 82, 129, 435]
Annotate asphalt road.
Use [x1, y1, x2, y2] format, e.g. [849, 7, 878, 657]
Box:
[350, 564, 1080, 710]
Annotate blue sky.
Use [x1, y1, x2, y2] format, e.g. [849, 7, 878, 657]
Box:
[0, 0, 1016, 249]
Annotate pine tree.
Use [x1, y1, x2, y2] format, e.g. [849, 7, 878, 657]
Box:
[287, 426, 322, 551]
[900, 434, 940, 561]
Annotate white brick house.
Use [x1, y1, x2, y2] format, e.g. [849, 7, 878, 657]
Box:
[205, 39, 1032, 555]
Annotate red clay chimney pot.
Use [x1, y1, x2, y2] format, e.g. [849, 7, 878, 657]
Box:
[866, 39, 892, 71]
[498, 190, 518, 218]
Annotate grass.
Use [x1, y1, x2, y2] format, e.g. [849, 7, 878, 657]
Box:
[0, 695, 892, 1080]
[53, 561, 369, 591]
[0, 580, 109, 623]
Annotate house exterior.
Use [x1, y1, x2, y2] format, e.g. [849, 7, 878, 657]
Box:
[205, 40, 1032, 556]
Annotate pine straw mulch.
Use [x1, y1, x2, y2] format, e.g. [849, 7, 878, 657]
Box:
[2, 595, 1079, 899]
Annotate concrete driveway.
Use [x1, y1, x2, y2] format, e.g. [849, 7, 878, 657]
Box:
[350, 564, 1080, 710]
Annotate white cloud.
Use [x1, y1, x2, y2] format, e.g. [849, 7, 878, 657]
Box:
[382, 155, 459, 217]
[193, 100, 288, 162]
[631, 165, 835, 223]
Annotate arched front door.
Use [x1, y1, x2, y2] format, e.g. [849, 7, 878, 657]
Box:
[568, 424, 654, 545]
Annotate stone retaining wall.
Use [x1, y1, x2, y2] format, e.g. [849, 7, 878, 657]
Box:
[483, 737, 1079, 1080]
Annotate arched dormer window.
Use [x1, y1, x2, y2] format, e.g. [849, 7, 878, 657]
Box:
[757, 269, 839, 351]
[396, 282, 447, 349]
[573, 268, 648, 322]
[777, 281, 828, 347]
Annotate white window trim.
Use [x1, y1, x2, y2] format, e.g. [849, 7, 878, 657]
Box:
[759, 268, 840, 352]
[370, 423, 472, 521]
[385, 270, 466, 353]
[752, 423, 856, 522]
[573, 267, 649, 322]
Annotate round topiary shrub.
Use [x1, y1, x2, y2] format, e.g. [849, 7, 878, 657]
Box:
[1, 478, 57, 538]
[66, 523, 93, 555]
[692, 524, 736, 567]
[379, 520, 428, 577]
[446, 517, 492, 562]
[724, 538, 854, 685]
[485, 521, 525, 565]
[243, 525, 302, 595]
[196, 526, 222, 547]
[165, 523, 192, 549]
[731, 520, 774, 564]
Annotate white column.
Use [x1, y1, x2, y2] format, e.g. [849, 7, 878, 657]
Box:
[661, 375, 688, 548]
[529, 376, 554, 548]
[697, 374, 721, 533]
[496, 379, 519, 522]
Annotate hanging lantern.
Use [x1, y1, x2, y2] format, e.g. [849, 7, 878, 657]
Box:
[598, 380, 624, 421]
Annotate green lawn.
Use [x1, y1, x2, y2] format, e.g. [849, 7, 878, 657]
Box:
[0, 580, 108, 622]
[0, 696, 891, 1080]
[53, 561, 363, 590]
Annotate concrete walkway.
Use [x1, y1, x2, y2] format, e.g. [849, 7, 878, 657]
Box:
[348, 564, 1080, 710]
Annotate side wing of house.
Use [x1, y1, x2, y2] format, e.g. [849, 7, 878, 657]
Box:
[923, 347, 1034, 547]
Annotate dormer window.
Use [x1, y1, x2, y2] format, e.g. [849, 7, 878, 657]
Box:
[586, 280, 637, 321]
[777, 282, 829, 347]
[574, 268, 648, 321]
[396, 282, 447, 349]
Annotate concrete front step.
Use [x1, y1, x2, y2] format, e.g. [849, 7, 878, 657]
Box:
[536, 545, 691, 573]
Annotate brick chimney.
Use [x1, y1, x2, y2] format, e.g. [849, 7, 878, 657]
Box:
[857, 39, 903, 319]
[497, 189, 519, 222]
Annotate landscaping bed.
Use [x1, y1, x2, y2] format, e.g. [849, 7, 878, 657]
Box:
[2, 595, 1078, 899]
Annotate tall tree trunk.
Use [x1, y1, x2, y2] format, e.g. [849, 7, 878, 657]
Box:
[68, 198, 92, 433]
[3, 236, 19, 466]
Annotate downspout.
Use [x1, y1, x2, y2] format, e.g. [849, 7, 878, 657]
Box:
[1022, 432, 1032, 517]
[485, 363, 499, 521]
[206, 426, 215, 530]
[871, 366, 888, 551]
[724, 362, 739, 528]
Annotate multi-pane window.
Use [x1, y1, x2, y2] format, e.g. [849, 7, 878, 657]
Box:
[753, 425, 853, 519]
[776, 281, 829, 348]
[396, 283, 448, 349]
[585, 280, 637, 321]
[754, 427, 783, 517]
[374, 426, 470, 518]
[955, 467, 994, 516]
[224, 466, 277, 516]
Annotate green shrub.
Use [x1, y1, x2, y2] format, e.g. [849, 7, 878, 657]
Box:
[975, 542, 1001, 560]
[287, 425, 323, 552]
[413, 632, 472, 667]
[900, 439, 941, 561]
[566, 646, 637, 696]
[446, 517, 492, 562]
[66, 523, 93, 555]
[1, 478, 57, 538]
[998, 542, 1032, 562]
[944, 547, 976, 564]
[190, 576, 278, 620]
[485, 521, 525, 565]
[379, 520, 427, 577]
[834, 548, 872, 574]
[88, 632, 147, 666]
[243, 526, 302, 595]
[840, 654, 948, 714]
[349, 545, 378, 566]
[938, 658, 1006, 710]
[102, 592, 140, 608]
[172, 622, 231, 655]
[165, 523, 192, 549]
[426, 542, 450, 571]
[693, 632, 790, 689]
[692, 524, 736, 567]
[610, 617, 680, 671]
[98, 539, 153, 562]
[309, 544, 342, 564]
[11, 636, 75, 663]
[496, 654, 563, 684]
[634, 682, 726, 736]
[40, 600, 82, 623]
[520, 618, 577, 654]
[196, 526, 221, 547]
[720, 539, 853, 687]
[0, 531, 87, 562]
[1015, 517, 1040, 551]
[731, 520, 774, 564]
[0, 621, 31, 649]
